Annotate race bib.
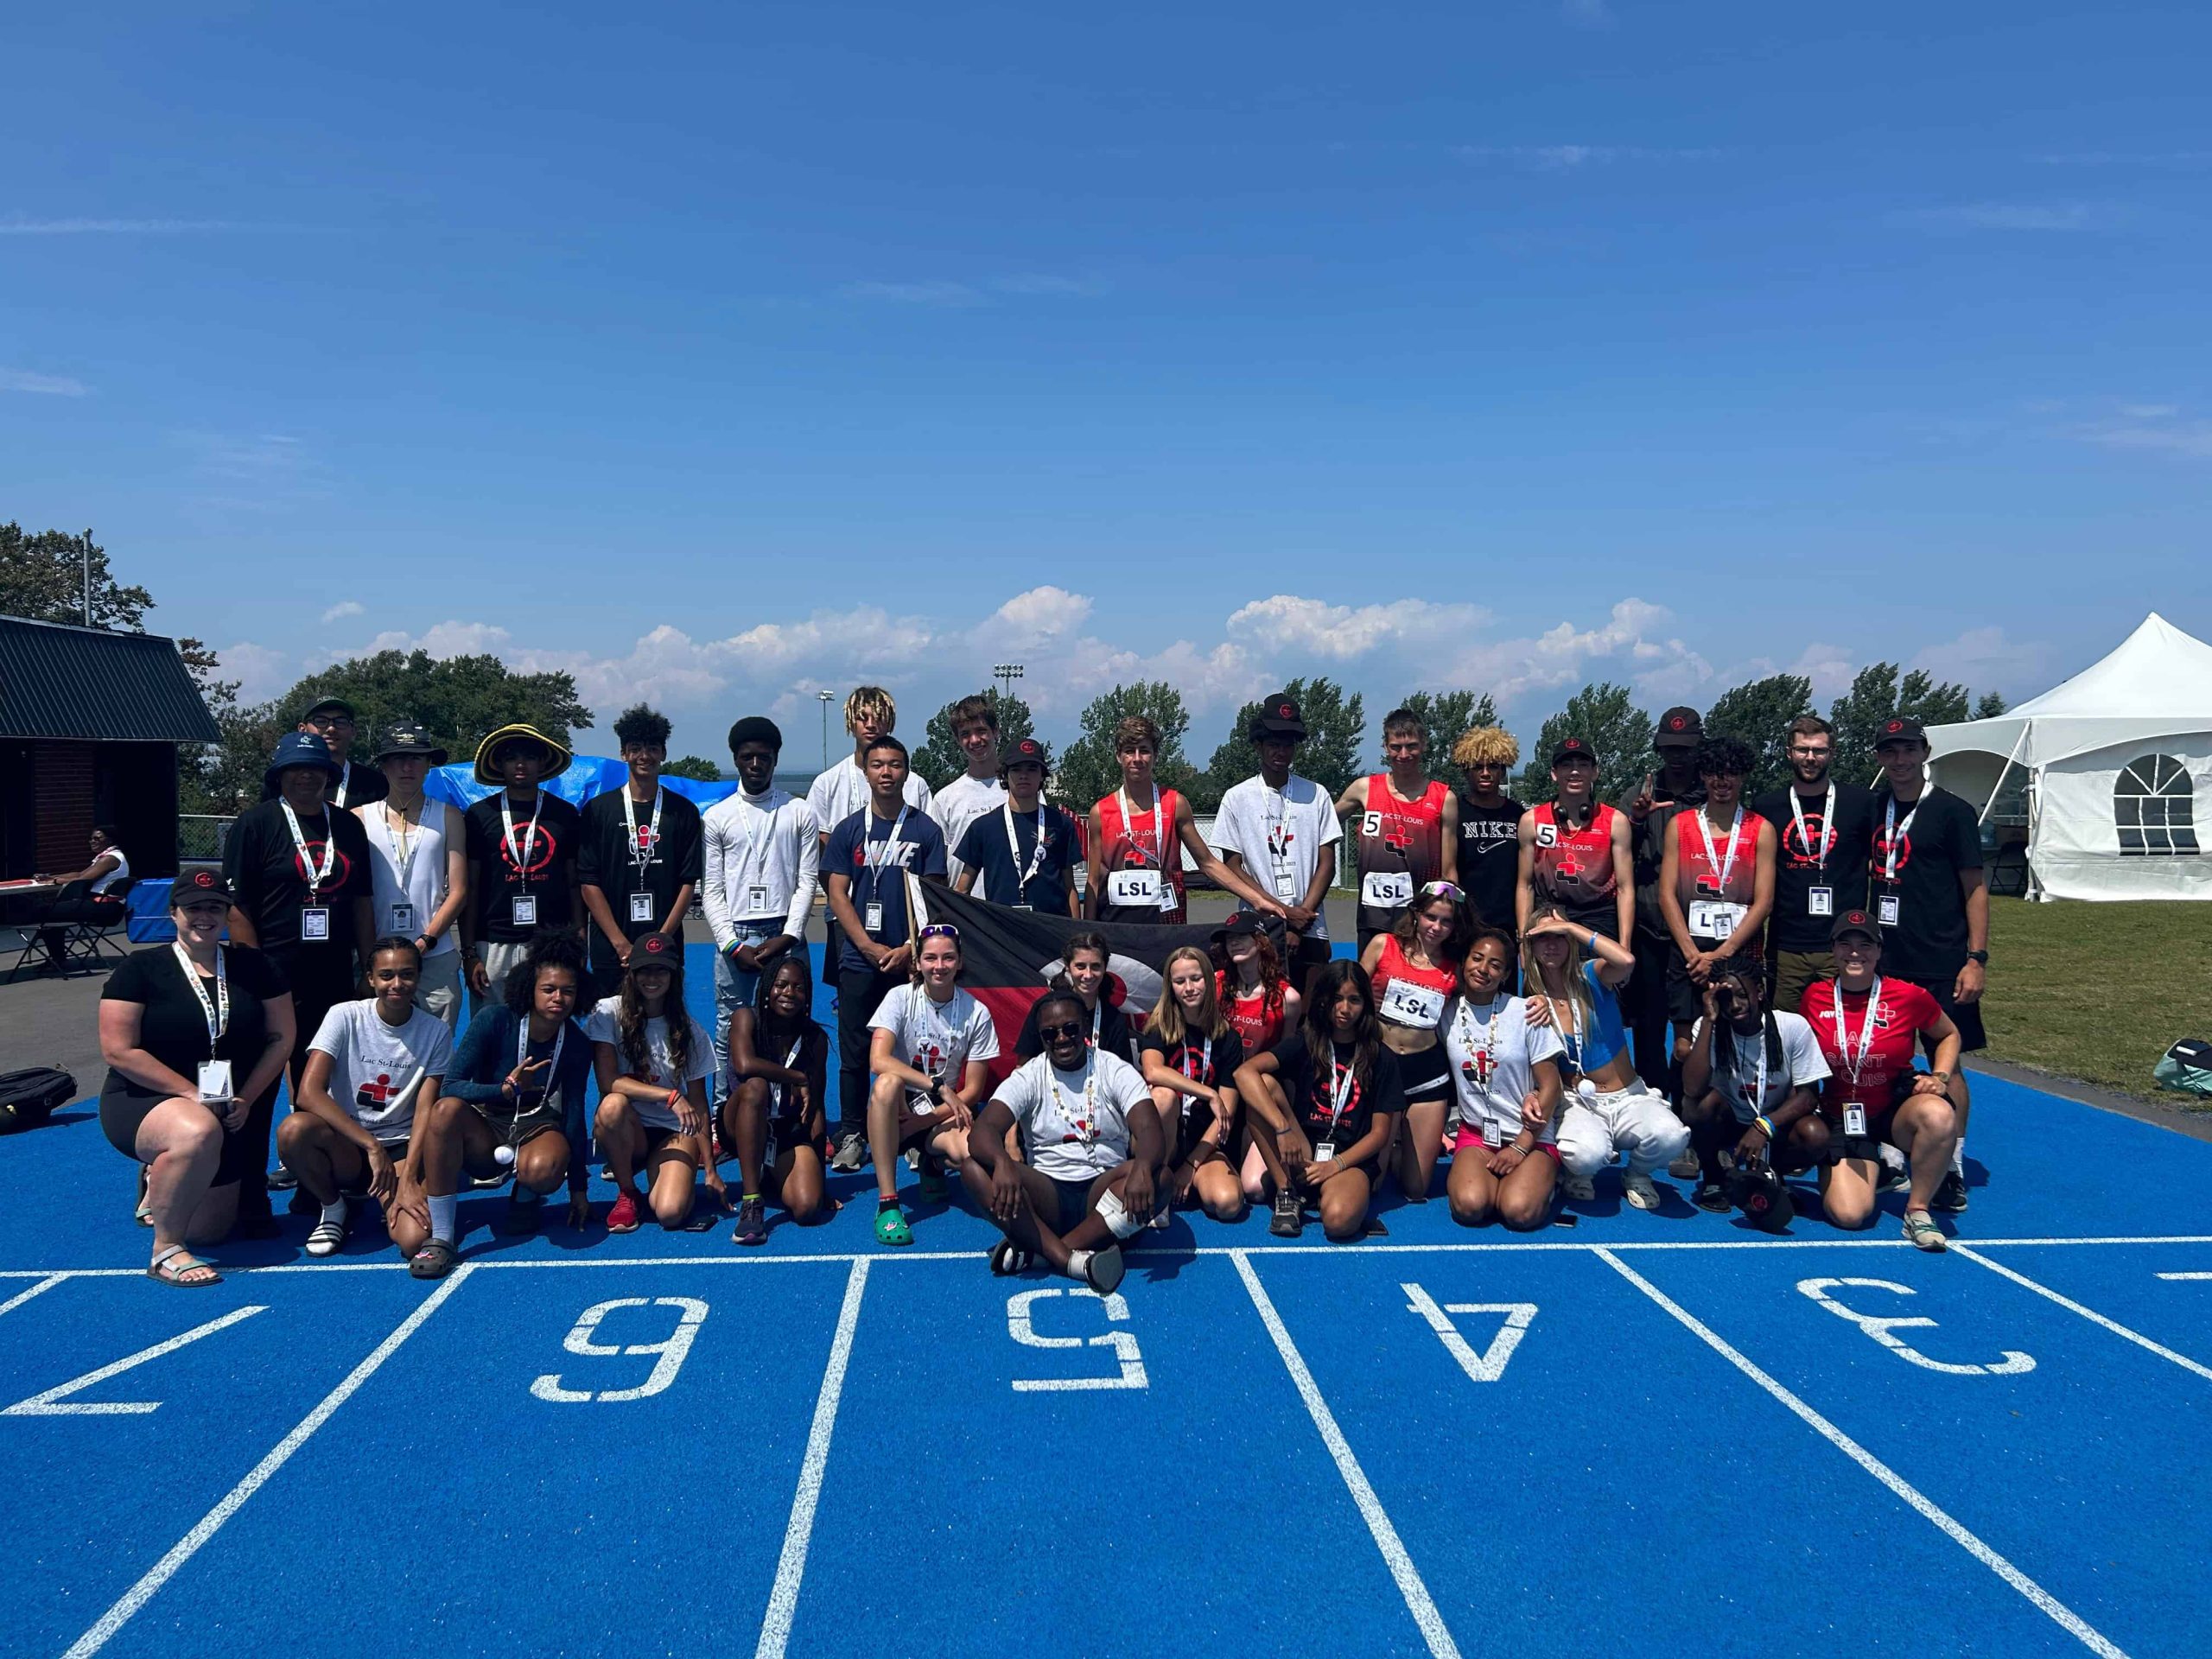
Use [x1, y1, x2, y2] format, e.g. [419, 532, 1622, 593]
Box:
[1535, 823, 1559, 849]
[1105, 868, 1163, 907]
[1378, 977, 1446, 1028]
[1360, 870, 1414, 909]
[1688, 899, 1745, 940]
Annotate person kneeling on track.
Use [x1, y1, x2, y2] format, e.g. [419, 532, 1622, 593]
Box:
[722, 955, 835, 1244]
[280, 937, 451, 1259]
[1527, 905, 1690, 1210]
[587, 931, 722, 1235]
[1141, 945, 1248, 1224]
[1800, 910, 1964, 1251]
[1235, 959, 1403, 1243]
[410, 932, 594, 1278]
[1679, 958, 1831, 1213]
[1440, 926, 1565, 1230]
[1359, 881, 1470, 1205]
[866, 923, 1000, 1245]
[963, 987, 1163, 1293]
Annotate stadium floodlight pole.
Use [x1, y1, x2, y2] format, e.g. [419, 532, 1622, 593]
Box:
[993, 663, 1024, 702]
[817, 690, 835, 770]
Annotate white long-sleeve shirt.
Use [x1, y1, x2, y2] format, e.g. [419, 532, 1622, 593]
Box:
[806, 754, 934, 836]
[702, 787, 820, 950]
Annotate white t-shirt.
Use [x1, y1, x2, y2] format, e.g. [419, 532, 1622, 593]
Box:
[1691, 1011, 1831, 1123]
[309, 998, 454, 1143]
[1211, 773, 1343, 940]
[1440, 995, 1565, 1142]
[807, 756, 934, 837]
[92, 848, 130, 896]
[585, 995, 717, 1130]
[994, 1048, 1152, 1183]
[868, 983, 1001, 1093]
[931, 772, 1007, 893]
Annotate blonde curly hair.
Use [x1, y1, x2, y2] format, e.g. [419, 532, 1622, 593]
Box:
[1451, 725, 1520, 772]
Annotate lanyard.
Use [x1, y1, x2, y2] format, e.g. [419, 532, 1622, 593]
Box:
[171, 944, 229, 1052]
[516, 1018, 566, 1107]
[1182, 1034, 1213, 1083]
[1881, 798, 1920, 884]
[1264, 785, 1295, 892]
[1733, 1017, 1771, 1113]
[622, 786, 664, 887]
[863, 806, 912, 873]
[1118, 785, 1163, 867]
[1052, 1057, 1100, 1143]
[1325, 1049, 1356, 1128]
[332, 761, 354, 809]
[1456, 996, 1504, 1089]
[281, 802, 338, 899]
[1789, 783, 1836, 874]
[1694, 804, 1745, 897]
[501, 791, 545, 890]
[383, 799, 423, 893]
[1553, 978, 1586, 1076]
[919, 987, 964, 1073]
[1827, 977, 1884, 1092]
[1001, 803, 1051, 893]
[729, 791, 775, 899]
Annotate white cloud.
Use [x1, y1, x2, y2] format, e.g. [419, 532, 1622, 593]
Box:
[0, 368, 87, 396]
[1226, 595, 1487, 659]
[982, 586, 1093, 641]
[320, 600, 365, 623]
[1909, 626, 2050, 698]
[212, 640, 292, 704]
[1896, 201, 2113, 232]
[838, 280, 982, 307]
[2067, 402, 2212, 459]
[2117, 403, 2178, 419]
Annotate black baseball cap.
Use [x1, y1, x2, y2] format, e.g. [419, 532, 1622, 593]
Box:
[1831, 908, 1881, 944]
[302, 697, 357, 722]
[1004, 736, 1049, 772]
[1251, 694, 1307, 741]
[1654, 707, 1703, 749]
[1551, 736, 1599, 766]
[626, 931, 682, 970]
[1874, 715, 1927, 747]
[171, 867, 236, 906]
[374, 721, 448, 765]
[1212, 909, 1286, 950]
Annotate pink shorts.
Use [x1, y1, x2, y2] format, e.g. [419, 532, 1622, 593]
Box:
[1452, 1127, 1560, 1161]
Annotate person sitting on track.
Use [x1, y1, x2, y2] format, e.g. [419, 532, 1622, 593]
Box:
[1679, 957, 1831, 1212]
[1015, 929, 1137, 1065]
[1141, 944, 1248, 1225]
[1215, 912, 1300, 1062]
[722, 954, 834, 1243]
[410, 931, 594, 1277]
[1236, 958, 1403, 1243]
[587, 931, 721, 1235]
[280, 936, 452, 1260]
[1358, 880, 1470, 1204]
[1440, 925, 1565, 1230]
[964, 987, 1162, 1293]
[1799, 909, 1964, 1251]
[98, 868, 295, 1285]
[866, 922, 1001, 1246]
[1527, 902, 1690, 1210]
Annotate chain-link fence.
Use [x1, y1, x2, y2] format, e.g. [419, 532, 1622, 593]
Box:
[178, 815, 234, 864]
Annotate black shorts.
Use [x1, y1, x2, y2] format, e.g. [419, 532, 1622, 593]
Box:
[1287, 934, 1334, 977]
[1664, 939, 1761, 1024]
[764, 1113, 828, 1166]
[1891, 970, 1987, 1053]
[1045, 1173, 1099, 1234]
[337, 1136, 413, 1192]
[1392, 1044, 1452, 1106]
[99, 1074, 257, 1186]
[836, 965, 902, 1072]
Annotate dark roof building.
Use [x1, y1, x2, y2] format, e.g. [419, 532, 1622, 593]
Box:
[1, 614, 219, 884]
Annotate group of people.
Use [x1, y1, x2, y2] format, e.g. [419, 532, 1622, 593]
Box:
[93, 683, 1989, 1290]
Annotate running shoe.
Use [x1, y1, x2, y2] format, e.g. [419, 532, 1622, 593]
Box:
[1269, 1189, 1304, 1237]
[1562, 1173, 1596, 1203]
[1693, 1179, 1732, 1213]
[1901, 1210, 1948, 1252]
[734, 1195, 768, 1247]
[830, 1131, 866, 1173]
[1622, 1170, 1663, 1211]
[1932, 1171, 1969, 1212]
[607, 1190, 642, 1234]
[1083, 1244, 1126, 1294]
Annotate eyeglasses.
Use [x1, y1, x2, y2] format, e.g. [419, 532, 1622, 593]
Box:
[918, 924, 960, 943]
[1038, 1021, 1085, 1043]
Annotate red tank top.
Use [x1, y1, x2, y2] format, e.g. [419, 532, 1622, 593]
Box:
[1095, 786, 1186, 923]
[1371, 933, 1456, 1030]
[1354, 774, 1450, 933]
[1673, 806, 1767, 947]
[1531, 801, 1620, 910]
[1217, 969, 1287, 1054]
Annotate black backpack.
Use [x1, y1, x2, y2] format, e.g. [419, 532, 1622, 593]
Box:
[0, 1068, 74, 1134]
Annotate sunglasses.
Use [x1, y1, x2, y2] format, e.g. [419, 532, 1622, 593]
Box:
[1038, 1021, 1086, 1043]
[918, 924, 961, 943]
[1418, 880, 1464, 903]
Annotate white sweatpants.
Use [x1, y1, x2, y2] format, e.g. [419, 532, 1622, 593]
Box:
[1556, 1080, 1690, 1179]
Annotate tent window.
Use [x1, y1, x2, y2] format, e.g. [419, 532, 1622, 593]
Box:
[2114, 754, 2200, 856]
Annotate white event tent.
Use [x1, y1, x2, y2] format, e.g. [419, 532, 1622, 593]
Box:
[1925, 613, 2212, 901]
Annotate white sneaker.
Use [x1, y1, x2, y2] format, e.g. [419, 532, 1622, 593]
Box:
[1563, 1173, 1596, 1203]
[1622, 1170, 1663, 1211]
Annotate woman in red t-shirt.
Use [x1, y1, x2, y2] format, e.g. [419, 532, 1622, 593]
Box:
[1799, 910, 1961, 1249]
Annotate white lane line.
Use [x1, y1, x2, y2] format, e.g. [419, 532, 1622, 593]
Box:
[2157, 1272, 2212, 1281]
[754, 1258, 870, 1659]
[1232, 1249, 1462, 1659]
[0, 1272, 69, 1315]
[5, 1306, 264, 1416]
[1955, 1248, 2212, 1382]
[58, 1263, 476, 1659]
[1594, 1248, 2128, 1659]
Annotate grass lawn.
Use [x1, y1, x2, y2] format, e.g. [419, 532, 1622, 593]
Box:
[1982, 896, 2212, 1104]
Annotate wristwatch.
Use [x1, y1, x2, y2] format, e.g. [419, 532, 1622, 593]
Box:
[1966, 950, 1990, 965]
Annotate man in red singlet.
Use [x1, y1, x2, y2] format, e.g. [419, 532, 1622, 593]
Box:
[1337, 708, 1460, 952]
[1657, 735, 1777, 1071]
[1516, 737, 1634, 946]
[1086, 715, 1282, 925]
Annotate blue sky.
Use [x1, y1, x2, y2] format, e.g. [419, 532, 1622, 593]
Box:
[5, 0, 2209, 765]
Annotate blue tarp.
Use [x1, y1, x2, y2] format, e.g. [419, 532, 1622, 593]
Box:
[423, 755, 741, 811]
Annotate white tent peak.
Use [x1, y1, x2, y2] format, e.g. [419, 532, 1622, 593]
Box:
[2006, 612, 2212, 721]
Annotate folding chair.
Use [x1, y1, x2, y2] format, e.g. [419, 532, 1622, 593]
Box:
[7, 879, 134, 979]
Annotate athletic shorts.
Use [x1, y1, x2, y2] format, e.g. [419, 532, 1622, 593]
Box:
[336, 1136, 413, 1193]
[1287, 935, 1334, 976]
[1891, 969, 1987, 1053]
[1045, 1173, 1098, 1235]
[1392, 1044, 1452, 1106]
[894, 1096, 965, 1151]
[763, 1111, 827, 1166]
[1450, 1126, 1561, 1162]
[1820, 1105, 1899, 1165]
[1768, 950, 1834, 1020]
[466, 1098, 565, 1150]
[99, 1074, 256, 1186]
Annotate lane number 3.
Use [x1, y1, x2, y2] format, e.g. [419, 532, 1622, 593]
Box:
[1797, 1277, 2033, 1376]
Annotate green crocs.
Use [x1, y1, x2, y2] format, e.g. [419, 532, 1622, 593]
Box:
[874, 1205, 914, 1247]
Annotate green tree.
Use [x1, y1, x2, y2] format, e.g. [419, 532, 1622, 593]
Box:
[1974, 690, 2010, 719]
[1827, 664, 1974, 785]
[1513, 682, 1653, 804]
[665, 755, 723, 783]
[1, 520, 230, 710]
[1206, 677, 1367, 801]
[1702, 674, 1814, 796]
[274, 649, 592, 767]
[1393, 690, 1501, 785]
[1055, 682, 1204, 810]
[912, 688, 1035, 790]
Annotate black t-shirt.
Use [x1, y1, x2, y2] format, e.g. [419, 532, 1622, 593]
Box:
[1452, 794, 1524, 929]
[1269, 1030, 1405, 1150]
[221, 799, 372, 966]
[576, 785, 705, 940]
[1868, 785, 1983, 979]
[1751, 780, 1876, 953]
[103, 944, 289, 1083]
[1017, 995, 1137, 1067]
[464, 790, 585, 944]
[1140, 1026, 1247, 1132]
[954, 804, 1081, 912]
[1623, 777, 1706, 940]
